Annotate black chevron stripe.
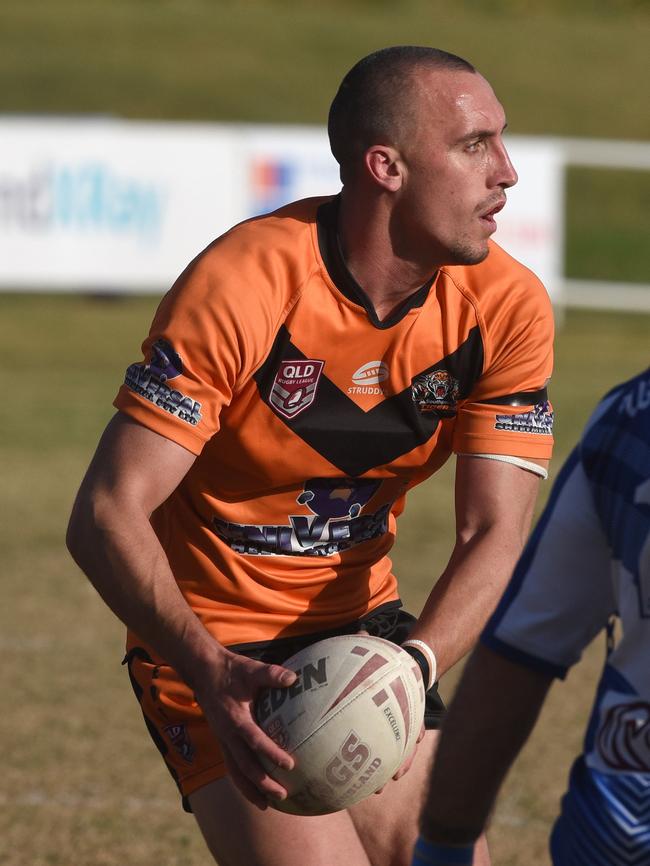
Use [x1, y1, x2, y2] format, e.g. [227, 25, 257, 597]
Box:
[253, 325, 484, 476]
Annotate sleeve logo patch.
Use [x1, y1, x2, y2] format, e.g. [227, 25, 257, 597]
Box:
[124, 339, 202, 426]
[495, 400, 553, 435]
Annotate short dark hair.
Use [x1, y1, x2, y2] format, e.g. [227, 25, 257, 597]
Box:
[328, 46, 476, 181]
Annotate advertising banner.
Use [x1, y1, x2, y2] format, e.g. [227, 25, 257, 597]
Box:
[241, 125, 341, 217]
[0, 119, 563, 302]
[0, 118, 244, 291]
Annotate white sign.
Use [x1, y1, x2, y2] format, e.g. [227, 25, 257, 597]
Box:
[0, 118, 244, 291]
[493, 137, 564, 303]
[240, 125, 341, 217]
[0, 119, 563, 302]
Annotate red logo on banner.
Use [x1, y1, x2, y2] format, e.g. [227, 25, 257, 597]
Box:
[270, 359, 325, 419]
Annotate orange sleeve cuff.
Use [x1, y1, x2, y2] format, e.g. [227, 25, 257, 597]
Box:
[113, 386, 211, 456]
[452, 401, 554, 461]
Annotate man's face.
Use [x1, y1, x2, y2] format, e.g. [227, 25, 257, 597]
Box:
[392, 68, 518, 267]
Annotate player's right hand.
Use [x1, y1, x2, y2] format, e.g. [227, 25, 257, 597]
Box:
[192, 650, 297, 809]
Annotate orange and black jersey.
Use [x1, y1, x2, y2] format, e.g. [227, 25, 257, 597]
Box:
[115, 196, 554, 651]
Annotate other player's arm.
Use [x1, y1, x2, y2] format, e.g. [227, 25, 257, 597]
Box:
[406, 454, 546, 680]
[411, 644, 552, 865]
[66, 412, 297, 808]
[413, 443, 617, 864]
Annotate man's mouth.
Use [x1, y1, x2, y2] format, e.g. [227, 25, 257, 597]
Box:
[478, 197, 506, 230]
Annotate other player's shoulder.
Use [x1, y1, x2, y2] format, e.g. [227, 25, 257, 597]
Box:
[579, 369, 650, 543]
[602, 367, 650, 422]
[583, 367, 650, 444]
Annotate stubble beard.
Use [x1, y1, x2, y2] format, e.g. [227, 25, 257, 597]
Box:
[444, 239, 490, 267]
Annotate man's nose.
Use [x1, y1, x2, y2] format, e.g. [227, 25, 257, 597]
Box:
[493, 141, 518, 189]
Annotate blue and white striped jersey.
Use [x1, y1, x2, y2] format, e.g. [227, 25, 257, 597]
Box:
[483, 368, 650, 866]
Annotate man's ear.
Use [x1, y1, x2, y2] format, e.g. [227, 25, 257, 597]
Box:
[363, 145, 404, 192]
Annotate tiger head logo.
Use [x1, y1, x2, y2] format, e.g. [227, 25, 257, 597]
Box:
[411, 369, 460, 417]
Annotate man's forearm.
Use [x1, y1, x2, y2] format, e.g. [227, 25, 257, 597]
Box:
[66, 490, 224, 691]
[409, 521, 529, 677]
[66, 415, 302, 806]
[407, 456, 541, 677]
[421, 645, 552, 844]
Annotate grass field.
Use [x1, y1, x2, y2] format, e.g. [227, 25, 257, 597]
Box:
[1, 1, 650, 284]
[2, 0, 648, 135]
[1, 293, 649, 866]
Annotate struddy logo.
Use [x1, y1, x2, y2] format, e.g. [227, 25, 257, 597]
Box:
[212, 477, 387, 557]
[495, 401, 554, 436]
[270, 359, 325, 419]
[352, 361, 388, 385]
[349, 361, 389, 396]
[411, 370, 460, 417]
[256, 657, 328, 725]
[163, 723, 195, 763]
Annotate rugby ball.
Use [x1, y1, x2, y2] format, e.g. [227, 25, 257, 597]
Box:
[254, 634, 426, 815]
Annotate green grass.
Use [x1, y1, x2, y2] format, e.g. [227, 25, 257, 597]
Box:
[2, 0, 648, 138]
[566, 168, 650, 282]
[2, 294, 649, 865]
[1, 1, 650, 283]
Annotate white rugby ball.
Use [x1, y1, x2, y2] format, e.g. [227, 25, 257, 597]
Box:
[254, 634, 426, 815]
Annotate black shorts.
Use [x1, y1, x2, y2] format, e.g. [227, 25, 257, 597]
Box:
[227, 601, 445, 729]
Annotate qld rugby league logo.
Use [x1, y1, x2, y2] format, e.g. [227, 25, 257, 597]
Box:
[270, 359, 325, 419]
[411, 369, 460, 417]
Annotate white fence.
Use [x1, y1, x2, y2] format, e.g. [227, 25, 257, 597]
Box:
[551, 137, 650, 311]
[1, 118, 648, 310]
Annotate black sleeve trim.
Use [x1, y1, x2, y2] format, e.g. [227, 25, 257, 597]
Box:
[476, 388, 548, 407]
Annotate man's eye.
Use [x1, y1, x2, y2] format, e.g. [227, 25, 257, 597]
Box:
[466, 140, 484, 152]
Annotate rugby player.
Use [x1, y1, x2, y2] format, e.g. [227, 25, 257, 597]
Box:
[67, 45, 554, 866]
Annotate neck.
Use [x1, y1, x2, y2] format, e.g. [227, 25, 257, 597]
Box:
[337, 187, 438, 321]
